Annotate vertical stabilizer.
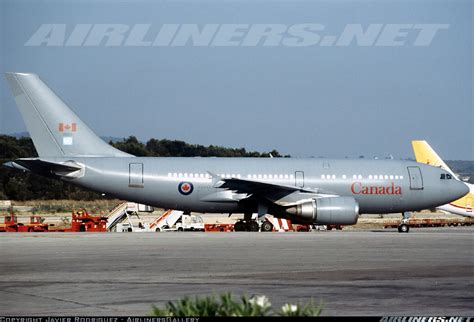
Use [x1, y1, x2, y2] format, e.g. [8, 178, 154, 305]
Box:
[411, 140, 455, 177]
[5, 72, 131, 158]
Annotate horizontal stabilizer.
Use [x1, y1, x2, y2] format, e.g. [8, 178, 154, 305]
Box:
[4, 158, 83, 178]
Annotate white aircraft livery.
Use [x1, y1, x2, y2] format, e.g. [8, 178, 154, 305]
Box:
[3, 73, 469, 231]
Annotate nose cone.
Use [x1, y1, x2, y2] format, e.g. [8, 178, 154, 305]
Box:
[451, 180, 469, 200]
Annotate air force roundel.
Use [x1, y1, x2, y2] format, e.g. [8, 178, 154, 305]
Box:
[178, 182, 194, 195]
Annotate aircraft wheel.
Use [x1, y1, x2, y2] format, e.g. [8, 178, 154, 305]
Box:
[398, 224, 409, 233]
[261, 221, 273, 232]
[248, 221, 259, 232]
[177, 227, 184, 232]
[234, 221, 245, 232]
[155, 227, 161, 232]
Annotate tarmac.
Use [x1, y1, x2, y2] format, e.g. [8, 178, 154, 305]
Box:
[0, 228, 473, 316]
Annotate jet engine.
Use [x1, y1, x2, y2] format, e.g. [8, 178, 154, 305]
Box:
[285, 196, 359, 225]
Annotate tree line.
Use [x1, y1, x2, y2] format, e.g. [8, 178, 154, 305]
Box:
[0, 135, 287, 200]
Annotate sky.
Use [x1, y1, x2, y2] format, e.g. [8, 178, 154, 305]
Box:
[0, 0, 472, 160]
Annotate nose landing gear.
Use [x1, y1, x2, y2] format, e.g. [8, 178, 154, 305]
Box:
[398, 212, 411, 233]
[398, 222, 409, 233]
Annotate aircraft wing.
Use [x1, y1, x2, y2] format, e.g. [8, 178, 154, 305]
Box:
[217, 177, 314, 194]
[213, 176, 336, 207]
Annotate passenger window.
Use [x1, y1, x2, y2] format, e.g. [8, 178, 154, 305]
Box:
[446, 174, 452, 180]
[440, 174, 446, 180]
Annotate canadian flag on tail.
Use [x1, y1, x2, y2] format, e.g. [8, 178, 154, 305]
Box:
[58, 123, 77, 145]
[59, 123, 77, 132]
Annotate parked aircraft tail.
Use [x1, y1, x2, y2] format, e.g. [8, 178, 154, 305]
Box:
[411, 140, 456, 177]
[4, 72, 131, 158]
[412, 140, 473, 217]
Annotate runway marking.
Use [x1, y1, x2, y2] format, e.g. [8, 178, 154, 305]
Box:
[0, 289, 111, 311]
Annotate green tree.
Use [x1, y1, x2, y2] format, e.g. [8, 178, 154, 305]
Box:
[111, 136, 149, 156]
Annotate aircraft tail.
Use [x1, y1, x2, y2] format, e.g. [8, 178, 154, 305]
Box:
[411, 140, 456, 177]
[412, 140, 474, 217]
[4, 72, 131, 158]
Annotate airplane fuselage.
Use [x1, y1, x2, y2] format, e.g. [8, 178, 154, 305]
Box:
[55, 157, 463, 215]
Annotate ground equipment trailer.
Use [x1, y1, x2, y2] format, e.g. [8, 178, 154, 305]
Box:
[384, 217, 474, 233]
[0, 210, 107, 232]
[0, 215, 48, 232]
[204, 223, 234, 232]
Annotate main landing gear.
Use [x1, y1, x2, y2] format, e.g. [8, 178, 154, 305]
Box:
[261, 221, 274, 232]
[233, 213, 274, 232]
[234, 219, 262, 232]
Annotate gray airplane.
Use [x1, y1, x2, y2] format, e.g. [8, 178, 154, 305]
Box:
[3, 73, 469, 232]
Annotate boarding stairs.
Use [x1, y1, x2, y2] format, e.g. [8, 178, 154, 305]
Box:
[106, 202, 139, 231]
[149, 209, 184, 231]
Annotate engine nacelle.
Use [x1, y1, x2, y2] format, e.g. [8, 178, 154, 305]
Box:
[285, 197, 359, 225]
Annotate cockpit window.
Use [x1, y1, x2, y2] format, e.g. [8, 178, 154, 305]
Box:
[440, 173, 453, 180]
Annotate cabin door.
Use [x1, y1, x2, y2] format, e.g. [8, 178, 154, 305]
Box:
[129, 163, 144, 188]
[407, 166, 423, 190]
[295, 171, 304, 188]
